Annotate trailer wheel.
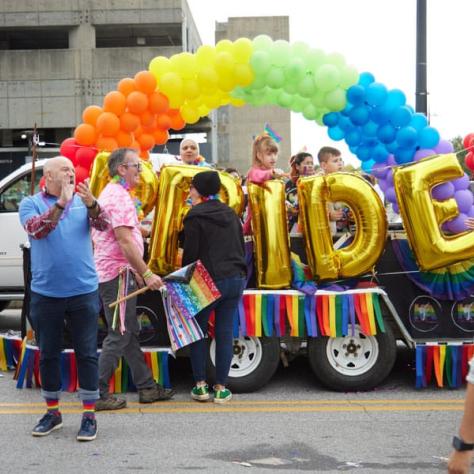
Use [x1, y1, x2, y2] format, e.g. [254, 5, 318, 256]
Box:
[207, 336, 280, 393]
[307, 324, 396, 391]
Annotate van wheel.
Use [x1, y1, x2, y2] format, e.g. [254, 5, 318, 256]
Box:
[307, 323, 396, 392]
[207, 336, 280, 393]
[0, 301, 10, 312]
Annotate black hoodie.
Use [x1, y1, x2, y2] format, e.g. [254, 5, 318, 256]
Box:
[182, 200, 246, 280]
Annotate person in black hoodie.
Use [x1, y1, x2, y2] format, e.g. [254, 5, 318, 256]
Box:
[183, 170, 246, 404]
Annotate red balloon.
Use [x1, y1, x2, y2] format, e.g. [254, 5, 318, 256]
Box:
[60, 137, 78, 161]
[465, 151, 474, 171]
[76, 146, 97, 170]
[463, 133, 474, 149]
[74, 165, 90, 186]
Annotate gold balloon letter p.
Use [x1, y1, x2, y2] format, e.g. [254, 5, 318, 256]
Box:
[393, 153, 474, 270]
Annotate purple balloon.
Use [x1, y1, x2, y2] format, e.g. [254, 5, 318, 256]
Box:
[413, 149, 435, 161]
[468, 205, 474, 218]
[392, 202, 400, 214]
[454, 190, 474, 213]
[445, 213, 469, 233]
[385, 186, 397, 203]
[378, 178, 389, 193]
[434, 139, 454, 154]
[386, 154, 397, 166]
[431, 182, 455, 200]
[386, 169, 394, 187]
[452, 173, 470, 191]
[372, 161, 389, 179]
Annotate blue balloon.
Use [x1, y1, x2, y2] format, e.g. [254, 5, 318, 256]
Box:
[396, 126, 418, 148]
[390, 106, 412, 128]
[338, 116, 354, 132]
[358, 72, 375, 87]
[394, 146, 416, 164]
[366, 82, 388, 106]
[409, 112, 428, 130]
[357, 145, 372, 162]
[418, 126, 440, 149]
[370, 105, 391, 125]
[345, 129, 362, 147]
[362, 121, 378, 138]
[347, 85, 366, 105]
[385, 89, 406, 109]
[361, 160, 375, 172]
[377, 124, 397, 144]
[386, 140, 398, 153]
[372, 144, 389, 163]
[322, 112, 340, 127]
[349, 105, 370, 126]
[328, 126, 345, 141]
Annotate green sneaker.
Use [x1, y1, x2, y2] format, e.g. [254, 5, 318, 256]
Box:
[213, 388, 232, 404]
[191, 384, 210, 401]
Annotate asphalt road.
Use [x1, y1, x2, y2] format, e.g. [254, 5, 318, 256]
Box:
[0, 309, 465, 473]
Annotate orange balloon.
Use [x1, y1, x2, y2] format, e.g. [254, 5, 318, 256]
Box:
[74, 123, 97, 146]
[82, 106, 103, 127]
[149, 91, 169, 114]
[96, 112, 120, 137]
[103, 91, 127, 116]
[134, 126, 144, 138]
[139, 150, 150, 160]
[138, 133, 155, 151]
[140, 110, 155, 127]
[142, 118, 158, 133]
[116, 130, 133, 147]
[156, 114, 171, 130]
[118, 77, 136, 97]
[96, 136, 118, 152]
[153, 129, 169, 145]
[134, 71, 157, 95]
[168, 109, 186, 130]
[127, 91, 148, 114]
[120, 112, 140, 132]
[130, 139, 141, 151]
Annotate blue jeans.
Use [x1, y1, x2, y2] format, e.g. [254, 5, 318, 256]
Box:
[189, 275, 246, 386]
[29, 290, 100, 401]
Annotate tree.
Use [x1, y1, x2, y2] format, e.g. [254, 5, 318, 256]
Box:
[451, 135, 471, 177]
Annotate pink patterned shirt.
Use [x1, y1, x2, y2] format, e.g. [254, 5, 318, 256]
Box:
[92, 183, 144, 283]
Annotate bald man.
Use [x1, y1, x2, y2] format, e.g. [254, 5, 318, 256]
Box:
[19, 156, 110, 442]
[179, 138, 210, 167]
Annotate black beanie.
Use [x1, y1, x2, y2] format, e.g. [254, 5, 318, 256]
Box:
[192, 171, 221, 196]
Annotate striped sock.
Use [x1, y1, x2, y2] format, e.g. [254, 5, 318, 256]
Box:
[82, 400, 96, 419]
[45, 398, 60, 415]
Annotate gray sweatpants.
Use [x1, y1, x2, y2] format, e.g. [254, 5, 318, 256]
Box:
[98, 274, 155, 395]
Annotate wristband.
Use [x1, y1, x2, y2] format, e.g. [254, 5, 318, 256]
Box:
[86, 199, 98, 209]
[54, 202, 65, 211]
[142, 269, 153, 279]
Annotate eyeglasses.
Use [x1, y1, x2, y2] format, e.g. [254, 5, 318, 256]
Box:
[122, 162, 142, 171]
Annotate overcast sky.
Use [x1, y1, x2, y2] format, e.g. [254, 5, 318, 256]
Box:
[186, 0, 474, 166]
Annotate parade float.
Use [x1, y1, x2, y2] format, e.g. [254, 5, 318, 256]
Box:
[1, 36, 474, 393]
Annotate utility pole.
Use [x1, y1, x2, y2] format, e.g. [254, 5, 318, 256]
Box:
[415, 0, 428, 118]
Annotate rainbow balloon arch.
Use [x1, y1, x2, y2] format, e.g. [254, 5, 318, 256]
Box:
[59, 35, 474, 233]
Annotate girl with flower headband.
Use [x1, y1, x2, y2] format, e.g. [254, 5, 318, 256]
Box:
[243, 133, 288, 234]
[286, 152, 315, 233]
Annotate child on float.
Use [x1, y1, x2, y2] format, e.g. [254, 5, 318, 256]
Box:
[286, 151, 315, 233]
[243, 133, 287, 234]
[316, 146, 350, 237]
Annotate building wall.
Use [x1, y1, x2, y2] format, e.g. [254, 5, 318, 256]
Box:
[0, 0, 201, 149]
[215, 16, 291, 175]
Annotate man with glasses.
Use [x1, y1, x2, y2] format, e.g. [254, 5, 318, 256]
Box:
[92, 148, 174, 410]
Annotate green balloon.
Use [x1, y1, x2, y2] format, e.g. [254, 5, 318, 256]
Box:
[252, 35, 273, 51]
[250, 50, 271, 75]
[276, 90, 293, 108]
[298, 75, 315, 98]
[303, 103, 318, 121]
[270, 40, 291, 67]
[284, 57, 305, 82]
[314, 64, 340, 92]
[324, 88, 346, 111]
[266, 67, 285, 89]
[340, 65, 359, 89]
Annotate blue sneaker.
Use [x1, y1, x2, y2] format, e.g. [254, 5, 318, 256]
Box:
[76, 416, 98, 442]
[32, 412, 63, 437]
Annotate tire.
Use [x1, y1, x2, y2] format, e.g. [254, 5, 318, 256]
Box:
[207, 336, 281, 393]
[307, 323, 397, 392]
[0, 301, 10, 312]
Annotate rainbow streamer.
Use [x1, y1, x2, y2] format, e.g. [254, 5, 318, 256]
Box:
[0, 334, 22, 371]
[165, 260, 221, 321]
[14, 344, 171, 393]
[263, 123, 282, 143]
[415, 343, 474, 388]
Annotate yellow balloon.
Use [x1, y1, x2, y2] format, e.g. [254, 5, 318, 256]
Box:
[89, 151, 110, 198]
[89, 151, 158, 216]
[148, 166, 244, 275]
[170, 52, 197, 79]
[180, 104, 200, 124]
[393, 153, 474, 270]
[298, 173, 387, 280]
[196, 45, 217, 67]
[232, 38, 254, 63]
[182, 79, 201, 100]
[158, 72, 183, 98]
[197, 66, 218, 92]
[215, 39, 234, 54]
[234, 63, 255, 87]
[148, 56, 172, 78]
[247, 181, 292, 289]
